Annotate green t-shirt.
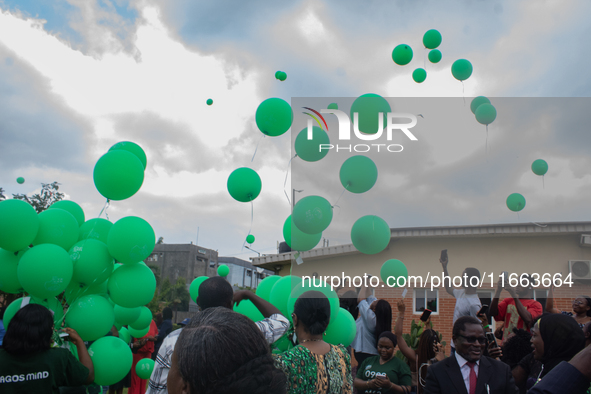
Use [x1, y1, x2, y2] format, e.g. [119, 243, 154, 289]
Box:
[0, 348, 89, 394]
[356, 355, 412, 394]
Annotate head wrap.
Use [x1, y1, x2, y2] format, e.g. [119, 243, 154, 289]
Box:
[378, 331, 398, 348]
[538, 313, 585, 377]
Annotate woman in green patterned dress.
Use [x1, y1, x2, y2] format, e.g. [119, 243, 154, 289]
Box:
[273, 290, 353, 393]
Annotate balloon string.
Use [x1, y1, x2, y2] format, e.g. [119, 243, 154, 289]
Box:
[542, 175, 545, 189]
[98, 199, 110, 220]
[251, 135, 266, 162]
[242, 201, 254, 250]
[485, 125, 488, 156]
[461, 81, 465, 105]
[283, 154, 297, 206]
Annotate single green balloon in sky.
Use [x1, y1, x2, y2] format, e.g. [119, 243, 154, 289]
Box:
[246, 234, 255, 244]
[340, 155, 378, 194]
[227, 167, 262, 202]
[294, 126, 330, 162]
[327, 103, 338, 110]
[531, 159, 548, 176]
[350, 94, 391, 135]
[218, 264, 230, 276]
[282, 215, 321, 252]
[108, 141, 147, 170]
[292, 195, 333, 235]
[423, 29, 442, 49]
[380, 259, 408, 287]
[16, 177, 25, 184]
[255, 98, 293, 137]
[206, 98, 213, 105]
[412, 68, 427, 83]
[451, 59, 473, 81]
[428, 49, 442, 63]
[506, 193, 526, 212]
[392, 44, 413, 66]
[470, 96, 491, 114]
[475, 103, 497, 125]
[351, 215, 391, 255]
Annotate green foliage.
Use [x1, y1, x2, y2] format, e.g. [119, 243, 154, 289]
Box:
[150, 277, 191, 313]
[0, 187, 5, 201]
[156, 237, 164, 244]
[13, 182, 64, 213]
[395, 320, 446, 361]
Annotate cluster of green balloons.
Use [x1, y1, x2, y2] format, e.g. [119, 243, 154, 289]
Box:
[393, 30, 442, 83]
[470, 96, 497, 126]
[503, 159, 548, 213]
[275, 71, 287, 81]
[94, 141, 147, 201]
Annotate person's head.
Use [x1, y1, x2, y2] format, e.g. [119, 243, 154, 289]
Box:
[513, 274, 534, 298]
[370, 299, 392, 343]
[3, 304, 54, 355]
[452, 316, 486, 363]
[162, 307, 173, 320]
[531, 313, 585, 377]
[197, 277, 233, 310]
[339, 290, 359, 320]
[572, 296, 591, 317]
[417, 328, 440, 363]
[168, 307, 286, 394]
[583, 321, 591, 347]
[500, 328, 532, 368]
[462, 268, 481, 290]
[377, 332, 397, 361]
[292, 290, 330, 335]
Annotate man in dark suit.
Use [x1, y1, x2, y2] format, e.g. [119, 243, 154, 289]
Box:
[424, 316, 518, 394]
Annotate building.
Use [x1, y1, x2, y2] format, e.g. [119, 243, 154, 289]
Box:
[252, 221, 591, 345]
[145, 243, 218, 284]
[218, 256, 274, 289]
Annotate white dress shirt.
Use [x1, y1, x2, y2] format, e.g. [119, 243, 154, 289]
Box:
[455, 351, 480, 394]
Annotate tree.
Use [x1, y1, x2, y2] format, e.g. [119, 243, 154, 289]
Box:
[12, 182, 64, 213]
[0, 187, 6, 201]
[157, 237, 164, 244]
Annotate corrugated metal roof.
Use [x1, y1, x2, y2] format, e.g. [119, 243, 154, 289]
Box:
[251, 221, 591, 266]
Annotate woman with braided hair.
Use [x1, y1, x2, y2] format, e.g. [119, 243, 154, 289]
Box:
[273, 290, 353, 393]
[166, 307, 286, 394]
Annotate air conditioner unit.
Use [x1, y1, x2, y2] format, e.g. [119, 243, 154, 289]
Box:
[569, 260, 591, 280]
[580, 234, 591, 247]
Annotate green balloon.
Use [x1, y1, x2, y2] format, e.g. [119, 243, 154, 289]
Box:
[532, 159, 548, 176]
[66, 294, 115, 341]
[392, 44, 413, 66]
[506, 193, 526, 212]
[428, 49, 442, 64]
[246, 234, 255, 244]
[325, 307, 356, 347]
[470, 96, 491, 114]
[234, 299, 264, 322]
[227, 167, 262, 203]
[275, 71, 282, 79]
[282, 215, 321, 251]
[129, 306, 152, 330]
[64, 280, 109, 305]
[16, 177, 25, 184]
[93, 150, 145, 201]
[380, 259, 408, 287]
[287, 284, 339, 323]
[33, 208, 79, 251]
[70, 239, 114, 286]
[0, 248, 23, 293]
[118, 327, 131, 344]
[108, 262, 156, 308]
[107, 216, 155, 265]
[293, 196, 333, 235]
[327, 103, 338, 110]
[423, 29, 442, 49]
[269, 275, 300, 316]
[206, 98, 213, 105]
[451, 59, 473, 81]
[350, 94, 391, 135]
[218, 264, 230, 277]
[294, 126, 330, 162]
[114, 305, 142, 326]
[275, 71, 287, 81]
[412, 68, 427, 83]
[79, 218, 113, 244]
[136, 358, 155, 379]
[18, 244, 73, 299]
[49, 201, 85, 227]
[108, 141, 147, 170]
[351, 215, 391, 255]
[340, 155, 378, 194]
[189, 276, 209, 303]
[88, 336, 133, 385]
[255, 98, 293, 137]
[0, 199, 40, 252]
[255, 276, 281, 301]
[475, 103, 497, 125]
[4, 296, 64, 329]
[128, 325, 150, 338]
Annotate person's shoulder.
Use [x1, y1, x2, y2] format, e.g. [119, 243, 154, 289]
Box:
[453, 288, 464, 297]
[482, 356, 511, 371]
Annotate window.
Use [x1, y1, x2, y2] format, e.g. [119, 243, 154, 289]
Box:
[534, 290, 548, 312]
[414, 289, 439, 314]
[246, 270, 252, 277]
[209, 261, 216, 267]
[147, 254, 158, 262]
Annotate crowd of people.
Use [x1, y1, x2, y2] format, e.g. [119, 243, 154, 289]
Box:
[1, 251, 591, 393]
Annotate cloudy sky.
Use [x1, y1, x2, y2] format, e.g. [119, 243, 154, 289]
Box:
[0, 0, 590, 260]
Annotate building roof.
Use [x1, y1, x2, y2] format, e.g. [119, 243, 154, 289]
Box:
[219, 256, 274, 274]
[251, 221, 591, 267]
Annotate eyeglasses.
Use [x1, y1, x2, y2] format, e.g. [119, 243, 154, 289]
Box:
[457, 334, 487, 344]
[572, 300, 587, 305]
